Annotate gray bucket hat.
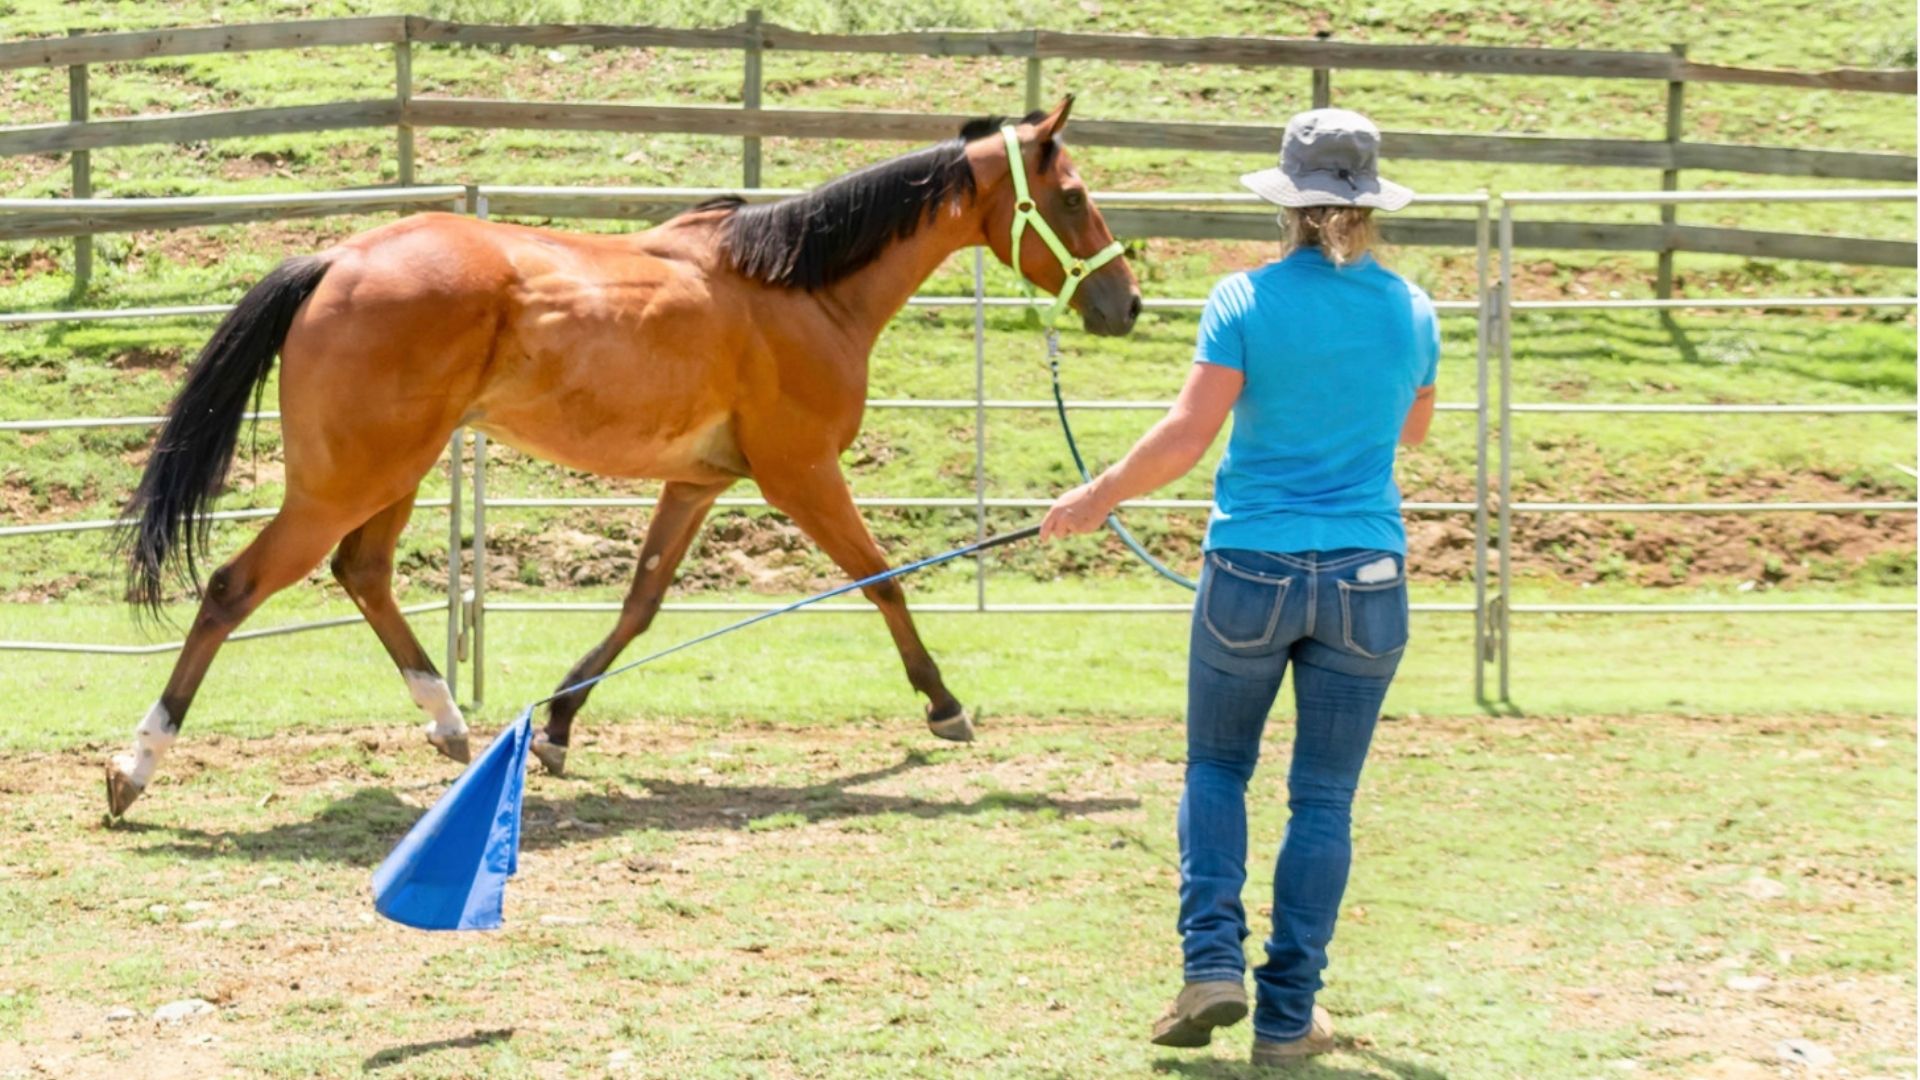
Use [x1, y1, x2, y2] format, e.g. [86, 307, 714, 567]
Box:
[1240, 108, 1414, 212]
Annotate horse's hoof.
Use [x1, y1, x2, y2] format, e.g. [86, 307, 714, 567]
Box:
[530, 734, 568, 777]
[104, 760, 145, 818]
[927, 707, 975, 743]
[428, 731, 471, 764]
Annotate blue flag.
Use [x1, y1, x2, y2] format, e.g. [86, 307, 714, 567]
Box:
[372, 708, 532, 931]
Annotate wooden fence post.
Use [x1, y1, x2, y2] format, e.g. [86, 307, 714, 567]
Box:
[1311, 31, 1332, 108]
[67, 29, 91, 295]
[1025, 36, 1042, 113]
[395, 26, 415, 186]
[742, 9, 763, 188]
[1658, 43, 1687, 299]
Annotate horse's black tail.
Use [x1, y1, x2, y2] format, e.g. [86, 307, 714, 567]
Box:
[120, 256, 331, 616]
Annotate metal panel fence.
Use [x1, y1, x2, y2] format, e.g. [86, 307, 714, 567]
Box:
[1490, 187, 1920, 702]
[0, 184, 1912, 708]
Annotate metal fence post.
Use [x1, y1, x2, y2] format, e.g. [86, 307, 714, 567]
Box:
[468, 191, 490, 707]
[445, 428, 464, 694]
[1473, 198, 1491, 704]
[1657, 44, 1687, 299]
[471, 432, 487, 707]
[1489, 203, 1505, 699]
[67, 31, 91, 295]
[973, 247, 988, 611]
[742, 9, 763, 188]
[395, 27, 415, 186]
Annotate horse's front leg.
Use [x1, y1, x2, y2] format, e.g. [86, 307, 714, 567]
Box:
[753, 458, 970, 741]
[536, 478, 733, 775]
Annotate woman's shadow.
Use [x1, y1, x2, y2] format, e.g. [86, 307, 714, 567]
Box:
[1153, 1046, 1448, 1079]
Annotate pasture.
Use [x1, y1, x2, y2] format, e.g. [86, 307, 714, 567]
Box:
[0, 0, 1916, 1077]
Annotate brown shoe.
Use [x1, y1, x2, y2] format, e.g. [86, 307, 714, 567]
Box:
[1149, 980, 1249, 1048]
[1251, 1005, 1335, 1065]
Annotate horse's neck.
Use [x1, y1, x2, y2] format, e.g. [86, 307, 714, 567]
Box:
[819, 203, 986, 349]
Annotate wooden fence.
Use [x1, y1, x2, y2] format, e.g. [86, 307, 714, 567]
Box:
[1, 15, 1914, 285]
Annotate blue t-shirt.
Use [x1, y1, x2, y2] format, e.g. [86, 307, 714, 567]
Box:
[1194, 248, 1440, 556]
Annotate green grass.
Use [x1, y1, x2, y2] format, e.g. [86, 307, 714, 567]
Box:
[1, 569, 1911, 756]
[0, 711, 1910, 1076]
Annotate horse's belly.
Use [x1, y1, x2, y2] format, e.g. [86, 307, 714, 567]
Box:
[475, 407, 746, 482]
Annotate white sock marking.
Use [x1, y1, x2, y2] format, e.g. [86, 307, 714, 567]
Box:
[404, 670, 468, 739]
[113, 702, 174, 788]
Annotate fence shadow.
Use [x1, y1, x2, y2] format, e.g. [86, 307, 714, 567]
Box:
[120, 750, 1140, 866]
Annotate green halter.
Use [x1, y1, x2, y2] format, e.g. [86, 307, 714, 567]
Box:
[1000, 125, 1126, 330]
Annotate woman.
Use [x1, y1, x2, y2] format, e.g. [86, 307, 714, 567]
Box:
[1041, 108, 1438, 1066]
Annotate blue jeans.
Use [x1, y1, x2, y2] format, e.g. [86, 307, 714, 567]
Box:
[1179, 548, 1408, 1042]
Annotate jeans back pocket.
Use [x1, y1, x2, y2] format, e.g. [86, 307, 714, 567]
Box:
[1201, 554, 1292, 650]
[1336, 576, 1409, 659]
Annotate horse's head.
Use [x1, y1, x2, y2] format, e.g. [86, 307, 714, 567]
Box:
[973, 97, 1142, 337]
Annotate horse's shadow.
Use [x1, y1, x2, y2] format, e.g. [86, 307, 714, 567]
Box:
[121, 751, 1140, 866]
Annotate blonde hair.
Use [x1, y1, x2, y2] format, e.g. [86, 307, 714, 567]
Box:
[1280, 206, 1379, 266]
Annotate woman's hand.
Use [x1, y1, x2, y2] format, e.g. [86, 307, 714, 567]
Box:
[1041, 481, 1112, 541]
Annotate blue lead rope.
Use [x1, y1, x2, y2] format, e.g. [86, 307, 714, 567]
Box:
[374, 523, 1043, 931]
[1045, 331, 1198, 592]
[534, 524, 1044, 709]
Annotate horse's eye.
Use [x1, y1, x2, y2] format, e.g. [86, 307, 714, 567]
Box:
[1063, 190, 1087, 211]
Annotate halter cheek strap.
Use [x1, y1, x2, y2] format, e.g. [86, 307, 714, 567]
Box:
[1000, 125, 1126, 330]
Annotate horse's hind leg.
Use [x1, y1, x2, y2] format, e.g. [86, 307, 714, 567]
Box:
[331, 496, 470, 763]
[106, 499, 365, 816]
[536, 478, 732, 775]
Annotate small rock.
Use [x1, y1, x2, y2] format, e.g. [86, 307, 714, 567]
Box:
[105, 1007, 136, 1023]
[1727, 974, 1773, 993]
[607, 1047, 634, 1072]
[1743, 876, 1788, 900]
[182, 920, 216, 932]
[1652, 980, 1688, 996]
[146, 904, 169, 919]
[539, 915, 589, 927]
[181, 901, 211, 914]
[1775, 1039, 1836, 1068]
[256, 875, 284, 890]
[151, 998, 215, 1024]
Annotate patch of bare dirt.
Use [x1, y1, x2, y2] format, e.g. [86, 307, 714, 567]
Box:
[0, 247, 59, 287]
[125, 219, 364, 272]
[0, 473, 94, 525]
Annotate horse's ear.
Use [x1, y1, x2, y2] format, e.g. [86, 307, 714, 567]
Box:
[1034, 94, 1075, 141]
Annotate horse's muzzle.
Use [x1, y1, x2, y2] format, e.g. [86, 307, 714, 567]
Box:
[1082, 283, 1143, 337]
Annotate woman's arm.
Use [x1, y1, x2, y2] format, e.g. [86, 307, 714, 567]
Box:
[1401, 384, 1436, 446]
[1040, 362, 1243, 540]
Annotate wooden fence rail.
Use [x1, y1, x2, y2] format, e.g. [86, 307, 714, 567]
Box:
[3, 16, 1912, 93]
[0, 15, 1913, 290]
[2, 187, 1910, 268]
[3, 99, 1912, 184]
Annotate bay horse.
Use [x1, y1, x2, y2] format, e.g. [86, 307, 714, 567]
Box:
[105, 97, 1140, 816]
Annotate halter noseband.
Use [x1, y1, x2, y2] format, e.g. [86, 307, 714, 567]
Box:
[1000, 124, 1125, 330]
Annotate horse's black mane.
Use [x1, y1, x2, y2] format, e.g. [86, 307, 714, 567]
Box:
[694, 111, 1050, 291]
